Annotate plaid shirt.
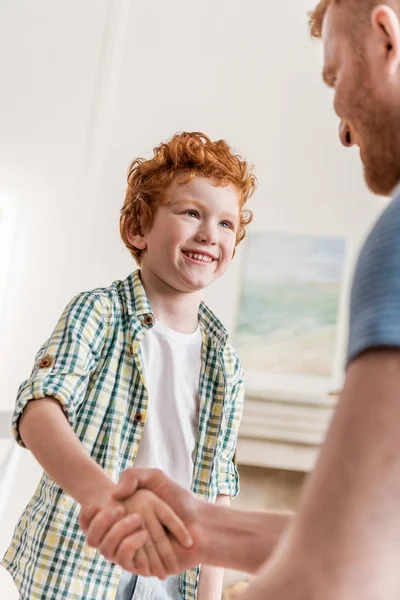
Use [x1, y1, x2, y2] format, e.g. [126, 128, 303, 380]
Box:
[2, 270, 244, 600]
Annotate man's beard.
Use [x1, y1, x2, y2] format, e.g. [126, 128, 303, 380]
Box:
[362, 130, 400, 196]
[357, 94, 400, 196]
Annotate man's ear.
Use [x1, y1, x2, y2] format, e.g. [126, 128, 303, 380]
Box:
[371, 5, 400, 78]
[127, 232, 147, 251]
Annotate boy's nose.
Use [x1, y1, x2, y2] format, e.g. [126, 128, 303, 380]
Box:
[195, 225, 217, 244]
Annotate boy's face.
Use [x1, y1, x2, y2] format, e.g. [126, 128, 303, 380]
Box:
[132, 175, 240, 294]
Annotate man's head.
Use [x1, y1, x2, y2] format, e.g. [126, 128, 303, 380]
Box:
[309, 0, 400, 195]
[120, 132, 256, 293]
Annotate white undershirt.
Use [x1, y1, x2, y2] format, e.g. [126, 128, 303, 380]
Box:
[133, 319, 202, 489]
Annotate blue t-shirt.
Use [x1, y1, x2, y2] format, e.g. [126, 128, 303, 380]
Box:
[348, 189, 400, 363]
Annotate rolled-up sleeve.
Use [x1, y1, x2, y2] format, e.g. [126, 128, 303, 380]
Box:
[13, 292, 106, 446]
[215, 360, 244, 498]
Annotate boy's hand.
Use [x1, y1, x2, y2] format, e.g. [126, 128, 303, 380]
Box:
[82, 502, 150, 566]
[81, 488, 193, 579]
[80, 469, 206, 576]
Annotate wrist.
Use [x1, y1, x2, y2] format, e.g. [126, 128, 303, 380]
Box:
[197, 502, 291, 574]
[78, 474, 117, 508]
[196, 499, 229, 567]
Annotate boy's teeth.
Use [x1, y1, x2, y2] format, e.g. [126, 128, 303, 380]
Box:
[185, 251, 212, 263]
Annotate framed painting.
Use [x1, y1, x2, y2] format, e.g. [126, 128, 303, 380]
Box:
[235, 231, 348, 402]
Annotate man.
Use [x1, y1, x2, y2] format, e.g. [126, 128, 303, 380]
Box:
[81, 2, 400, 597]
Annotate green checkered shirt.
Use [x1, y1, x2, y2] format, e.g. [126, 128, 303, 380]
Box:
[2, 270, 244, 600]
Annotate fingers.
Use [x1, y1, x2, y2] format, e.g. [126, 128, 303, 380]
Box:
[86, 503, 126, 548]
[141, 536, 168, 579]
[145, 507, 180, 575]
[156, 501, 193, 549]
[113, 468, 165, 501]
[115, 536, 151, 575]
[112, 471, 140, 501]
[98, 513, 143, 561]
[135, 546, 157, 578]
[79, 504, 101, 533]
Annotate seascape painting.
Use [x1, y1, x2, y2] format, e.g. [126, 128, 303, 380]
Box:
[235, 232, 346, 381]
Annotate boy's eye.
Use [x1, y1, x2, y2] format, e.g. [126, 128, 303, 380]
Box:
[186, 210, 199, 218]
[220, 221, 234, 229]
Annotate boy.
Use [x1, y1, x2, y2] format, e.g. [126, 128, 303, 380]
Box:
[1, 131, 256, 600]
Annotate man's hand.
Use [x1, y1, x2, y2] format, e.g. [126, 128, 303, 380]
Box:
[81, 487, 193, 578]
[80, 468, 205, 575]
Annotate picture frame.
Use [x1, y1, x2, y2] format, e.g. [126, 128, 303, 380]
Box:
[234, 231, 352, 404]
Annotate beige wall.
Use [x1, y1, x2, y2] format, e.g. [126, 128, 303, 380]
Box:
[235, 465, 305, 513]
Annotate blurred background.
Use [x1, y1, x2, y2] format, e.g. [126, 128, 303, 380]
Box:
[0, 0, 388, 597]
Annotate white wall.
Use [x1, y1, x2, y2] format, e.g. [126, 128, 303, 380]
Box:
[0, 0, 386, 408]
[0, 0, 388, 596]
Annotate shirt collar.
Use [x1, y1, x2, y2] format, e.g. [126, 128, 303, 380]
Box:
[122, 270, 153, 317]
[198, 301, 229, 349]
[122, 270, 229, 348]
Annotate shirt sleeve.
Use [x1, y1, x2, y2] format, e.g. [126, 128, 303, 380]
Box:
[215, 356, 244, 498]
[347, 194, 400, 364]
[13, 291, 107, 446]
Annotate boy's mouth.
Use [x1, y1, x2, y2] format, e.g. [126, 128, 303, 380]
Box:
[182, 250, 216, 264]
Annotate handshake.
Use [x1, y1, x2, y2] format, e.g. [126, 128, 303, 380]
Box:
[80, 468, 299, 600]
[79, 468, 203, 579]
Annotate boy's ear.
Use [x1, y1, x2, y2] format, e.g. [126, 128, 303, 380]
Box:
[127, 232, 147, 250]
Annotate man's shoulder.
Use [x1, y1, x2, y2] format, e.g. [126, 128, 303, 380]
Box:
[353, 194, 400, 293]
[347, 192, 400, 363]
[361, 193, 400, 258]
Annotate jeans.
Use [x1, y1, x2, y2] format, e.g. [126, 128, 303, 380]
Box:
[116, 570, 183, 599]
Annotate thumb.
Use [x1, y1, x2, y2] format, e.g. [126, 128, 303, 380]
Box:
[112, 469, 140, 500]
[79, 504, 101, 532]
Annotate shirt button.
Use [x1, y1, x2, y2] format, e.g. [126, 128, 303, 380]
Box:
[38, 354, 54, 369]
[134, 413, 143, 423]
[143, 314, 153, 326]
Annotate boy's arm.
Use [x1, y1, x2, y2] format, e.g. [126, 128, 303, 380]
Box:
[15, 293, 118, 507]
[19, 396, 116, 506]
[19, 398, 192, 578]
[214, 358, 244, 499]
[197, 494, 231, 600]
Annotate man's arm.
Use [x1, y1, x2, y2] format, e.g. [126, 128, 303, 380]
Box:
[240, 350, 400, 599]
[239, 198, 400, 599]
[196, 495, 290, 574]
[80, 468, 291, 574]
[197, 495, 230, 600]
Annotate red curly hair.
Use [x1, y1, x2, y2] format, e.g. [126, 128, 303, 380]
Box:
[308, 0, 400, 39]
[120, 132, 256, 264]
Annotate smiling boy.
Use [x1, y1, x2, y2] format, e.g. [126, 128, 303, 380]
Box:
[1, 131, 256, 600]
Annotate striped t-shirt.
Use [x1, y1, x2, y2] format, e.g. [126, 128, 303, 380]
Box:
[348, 188, 400, 362]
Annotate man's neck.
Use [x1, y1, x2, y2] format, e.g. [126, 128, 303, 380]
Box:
[138, 267, 201, 333]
